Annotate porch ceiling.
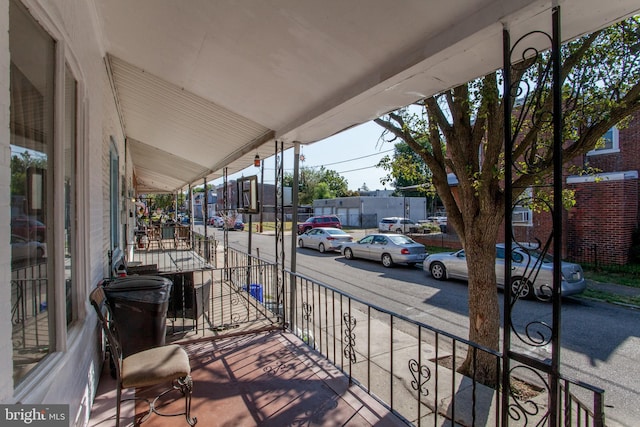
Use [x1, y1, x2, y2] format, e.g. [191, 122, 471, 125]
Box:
[94, 0, 640, 194]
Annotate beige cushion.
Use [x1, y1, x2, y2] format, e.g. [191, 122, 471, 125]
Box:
[121, 344, 191, 389]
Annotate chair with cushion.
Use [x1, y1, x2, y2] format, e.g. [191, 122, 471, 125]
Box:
[90, 286, 197, 426]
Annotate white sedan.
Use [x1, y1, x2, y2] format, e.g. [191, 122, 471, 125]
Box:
[423, 243, 586, 300]
[298, 227, 353, 253]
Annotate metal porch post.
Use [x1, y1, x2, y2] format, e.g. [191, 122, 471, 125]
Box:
[502, 5, 564, 426]
[274, 141, 287, 326]
[203, 178, 208, 261]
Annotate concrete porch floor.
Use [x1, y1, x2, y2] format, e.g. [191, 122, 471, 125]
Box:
[88, 329, 408, 427]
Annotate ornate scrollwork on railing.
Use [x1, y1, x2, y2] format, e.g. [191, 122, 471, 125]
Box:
[229, 276, 246, 308]
[231, 312, 242, 324]
[508, 30, 556, 241]
[342, 313, 357, 363]
[509, 194, 556, 348]
[230, 291, 241, 307]
[521, 321, 553, 348]
[507, 27, 559, 353]
[408, 359, 431, 397]
[509, 31, 554, 172]
[507, 365, 550, 426]
[274, 141, 285, 321]
[302, 302, 312, 321]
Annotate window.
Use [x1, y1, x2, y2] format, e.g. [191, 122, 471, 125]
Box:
[64, 64, 78, 328]
[9, 0, 81, 385]
[360, 235, 374, 244]
[512, 188, 533, 227]
[587, 126, 619, 155]
[110, 140, 120, 251]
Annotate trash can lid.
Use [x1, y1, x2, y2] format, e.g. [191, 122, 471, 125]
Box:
[104, 276, 173, 304]
[105, 275, 172, 291]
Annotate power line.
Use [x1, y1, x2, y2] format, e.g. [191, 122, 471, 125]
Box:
[263, 148, 394, 172]
[260, 164, 384, 185]
[335, 164, 382, 174]
[264, 148, 395, 176]
[306, 148, 394, 168]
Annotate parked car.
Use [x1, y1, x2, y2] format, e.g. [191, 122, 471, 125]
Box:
[222, 218, 244, 231]
[297, 215, 342, 234]
[341, 233, 427, 267]
[11, 234, 46, 264]
[11, 216, 46, 242]
[298, 227, 353, 253]
[423, 243, 586, 300]
[378, 217, 419, 234]
[207, 216, 224, 227]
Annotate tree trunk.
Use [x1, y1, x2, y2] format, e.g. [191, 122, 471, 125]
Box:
[458, 221, 502, 387]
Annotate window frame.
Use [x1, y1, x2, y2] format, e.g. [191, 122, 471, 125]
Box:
[586, 126, 620, 156]
[110, 139, 120, 251]
[512, 188, 533, 227]
[9, 0, 87, 392]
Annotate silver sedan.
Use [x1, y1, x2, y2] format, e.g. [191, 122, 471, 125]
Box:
[423, 243, 586, 300]
[341, 233, 427, 267]
[298, 227, 353, 253]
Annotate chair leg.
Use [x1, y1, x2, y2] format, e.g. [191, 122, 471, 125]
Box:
[150, 375, 197, 425]
[116, 386, 121, 427]
[180, 375, 197, 426]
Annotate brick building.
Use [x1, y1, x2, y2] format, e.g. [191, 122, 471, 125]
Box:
[564, 112, 640, 265]
[507, 111, 640, 266]
[421, 112, 640, 266]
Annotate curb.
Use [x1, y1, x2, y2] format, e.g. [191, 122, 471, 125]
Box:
[578, 295, 640, 310]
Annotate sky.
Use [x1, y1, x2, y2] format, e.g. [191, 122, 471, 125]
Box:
[210, 120, 396, 191]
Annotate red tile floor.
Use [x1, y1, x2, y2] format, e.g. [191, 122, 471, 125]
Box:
[89, 330, 407, 426]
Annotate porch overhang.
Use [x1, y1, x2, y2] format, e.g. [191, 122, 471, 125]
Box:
[94, 0, 640, 194]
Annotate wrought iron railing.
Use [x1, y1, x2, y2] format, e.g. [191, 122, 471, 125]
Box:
[199, 247, 606, 426]
[11, 262, 50, 384]
[282, 269, 605, 426]
[123, 238, 606, 426]
[125, 231, 217, 273]
[11, 276, 49, 351]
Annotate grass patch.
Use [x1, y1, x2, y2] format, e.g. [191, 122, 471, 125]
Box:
[257, 221, 294, 232]
[582, 268, 640, 288]
[423, 245, 456, 254]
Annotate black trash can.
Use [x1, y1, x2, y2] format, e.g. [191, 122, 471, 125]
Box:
[103, 276, 173, 357]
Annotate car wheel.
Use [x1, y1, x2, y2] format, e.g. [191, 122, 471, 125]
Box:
[305, 227, 312, 233]
[381, 253, 394, 268]
[298, 239, 304, 248]
[318, 243, 326, 253]
[344, 248, 354, 260]
[511, 277, 534, 299]
[429, 262, 446, 280]
[395, 228, 403, 234]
